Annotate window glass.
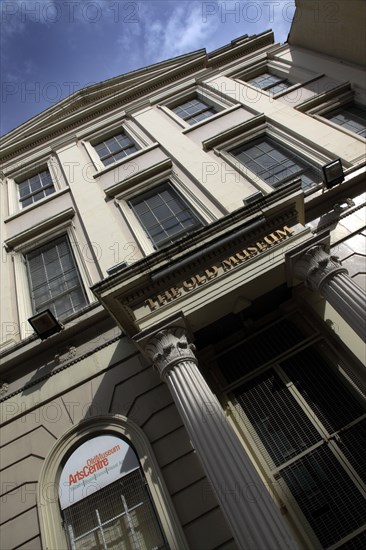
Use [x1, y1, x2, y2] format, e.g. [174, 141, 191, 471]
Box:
[94, 132, 138, 166]
[172, 97, 218, 125]
[17, 169, 55, 208]
[230, 138, 320, 190]
[130, 183, 202, 248]
[26, 236, 87, 320]
[323, 104, 366, 137]
[247, 72, 292, 94]
[60, 435, 168, 550]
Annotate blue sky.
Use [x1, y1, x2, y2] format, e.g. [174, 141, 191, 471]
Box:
[0, 0, 295, 137]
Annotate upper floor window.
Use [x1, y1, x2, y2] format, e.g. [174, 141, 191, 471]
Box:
[94, 132, 139, 167]
[26, 235, 88, 320]
[129, 182, 203, 249]
[230, 138, 321, 191]
[17, 169, 55, 208]
[247, 72, 292, 94]
[322, 104, 366, 138]
[172, 97, 218, 125]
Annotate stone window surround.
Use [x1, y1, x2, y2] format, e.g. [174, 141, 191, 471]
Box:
[158, 84, 235, 130]
[306, 88, 366, 142]
[230, 57, 324, 100]
[4, 210, 95, 340]
[207, 117, 332, 197]
[37, 415, 189, 550]
[4, 154, 65, 217]
[81, 118, 150, 173]
[112, 163, 216, 257]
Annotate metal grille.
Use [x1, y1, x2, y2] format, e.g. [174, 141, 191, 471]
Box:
[280, 346, 365, 434]
[337, 531, 366, 549]
[337, 418, 366, 486]
[278, 445, 366, 549]
[221, 315, 366, 548]
[218, 318, 304, 384]
[233, 369, 321, 468]
[63, 469, 168, 550]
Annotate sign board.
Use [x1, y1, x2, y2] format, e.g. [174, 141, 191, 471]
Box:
[59, 435, 139, 509]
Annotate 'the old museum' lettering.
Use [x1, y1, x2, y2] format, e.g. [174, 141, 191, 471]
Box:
[145, 226, 294, 311]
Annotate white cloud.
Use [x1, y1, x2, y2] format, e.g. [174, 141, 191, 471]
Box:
[143, 2, 220, 61]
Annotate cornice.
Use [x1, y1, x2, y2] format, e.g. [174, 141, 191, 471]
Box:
[93, 180, 303, 298]
[0, 56, 207, 163]
[4, 207, 75, 250]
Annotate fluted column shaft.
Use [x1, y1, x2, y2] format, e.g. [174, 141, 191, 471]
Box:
[145, 327, 298, 550]
[294, 245, 366, 342]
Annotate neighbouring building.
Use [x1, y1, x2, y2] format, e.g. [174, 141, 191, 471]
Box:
[1, 1, 365, 549]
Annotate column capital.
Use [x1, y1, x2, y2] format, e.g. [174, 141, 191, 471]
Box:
[145, 326, 197, 380]
[293, 244, 347, 292]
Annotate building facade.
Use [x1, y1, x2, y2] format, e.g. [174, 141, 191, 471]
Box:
[1, 2, 365, 549]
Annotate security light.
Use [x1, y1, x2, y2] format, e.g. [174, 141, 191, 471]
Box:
[28, 309, 64, 340]
[322, 159, 344, 189]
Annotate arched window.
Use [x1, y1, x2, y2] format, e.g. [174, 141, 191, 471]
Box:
[60, 435, 167, 550]
[37, 416, 188, 550]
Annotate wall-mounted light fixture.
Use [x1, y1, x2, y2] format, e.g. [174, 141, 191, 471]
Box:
[322, 159, 344, 189]
[28, 309, 64, 340]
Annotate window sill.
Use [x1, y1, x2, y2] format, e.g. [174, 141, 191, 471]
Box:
[92, 143, 159, 179]
[4, 188, 70, 224]
[182, 104, 242, 135]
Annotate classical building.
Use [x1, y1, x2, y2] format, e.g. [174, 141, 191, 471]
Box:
[1, 1, 365, 549]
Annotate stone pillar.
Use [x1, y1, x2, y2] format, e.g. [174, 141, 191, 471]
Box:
[144, 326, 298, 550]
[293, 244, 366, 342]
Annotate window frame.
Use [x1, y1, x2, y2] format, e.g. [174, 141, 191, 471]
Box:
[115, 169, 214, 256]
[230, 58, 324, 100]
[82, 120, 148, 173]
[6, 216, 95, 340]
[313, 100, 366, 141]
[215, 120, 330, 196]
[37, 416, 189, 550]
[160, 86, 232, 129]
[129, 181, 204, 250]
[25, 234, 89, 322]
[5, 155, 64, 216]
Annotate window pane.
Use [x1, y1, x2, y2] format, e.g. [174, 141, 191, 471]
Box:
[26, 237, 87, 319]
[230, 138, 320, 190]
[324, 104, 366, 137]
[18, 169, 55, 207]
[172, 96, 217, 125]
[130, 183, 202, 248]
[94, 131, 138, 166]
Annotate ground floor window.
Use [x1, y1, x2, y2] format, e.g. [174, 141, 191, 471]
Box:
[215, 315, 366, 549]
[59, 435, 168, 550]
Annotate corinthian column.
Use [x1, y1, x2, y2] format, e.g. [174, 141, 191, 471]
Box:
[293, 244, 366, 342]
[144, 326, 298, 550]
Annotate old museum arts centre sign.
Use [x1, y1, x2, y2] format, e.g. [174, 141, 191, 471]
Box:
[59, 435, 139, 509]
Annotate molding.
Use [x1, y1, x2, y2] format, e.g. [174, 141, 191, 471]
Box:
[182, 104, 242, 135]
[295, 82, 352, 113]
[37, 415, 189, 550]
[203, 114, 266, 150]
[4, 207, 75, 250]
[4, 187, 70, 223]
[105, 158, 172, 198]
[95, 143, 161, 182]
